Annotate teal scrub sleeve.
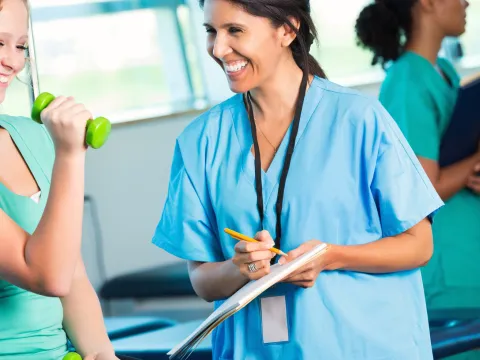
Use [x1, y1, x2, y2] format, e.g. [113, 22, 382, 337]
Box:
[384, 87, 441, 161]
[152, 142, 224, 263]
[368, 103, 444, 237]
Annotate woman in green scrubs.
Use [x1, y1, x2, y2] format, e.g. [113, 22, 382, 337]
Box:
[0, 0, 125, 359]
[356, 0, 480, 312]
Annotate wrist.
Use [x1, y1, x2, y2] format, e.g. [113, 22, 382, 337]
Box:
[88, 345, 115, 358]
[324, 244, 349, 271]
[54, 150, 86, 164]
[227, 258, 249, 282]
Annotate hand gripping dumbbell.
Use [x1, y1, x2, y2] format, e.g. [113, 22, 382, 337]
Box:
[63, 352, 82, 360]
[31, 92, 111, 149]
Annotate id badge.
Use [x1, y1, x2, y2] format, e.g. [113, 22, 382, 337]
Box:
[260, 295, 289, 343]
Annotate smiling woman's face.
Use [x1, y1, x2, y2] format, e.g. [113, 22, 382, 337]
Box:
[0, 0, 28, 104]
[203, 0, 291, 94]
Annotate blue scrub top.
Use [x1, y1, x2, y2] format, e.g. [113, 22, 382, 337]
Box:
[153, 76, 443, 360]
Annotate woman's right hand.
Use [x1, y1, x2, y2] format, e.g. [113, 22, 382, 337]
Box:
[40, 96, 93, 155]
[232, 230, 276, 280]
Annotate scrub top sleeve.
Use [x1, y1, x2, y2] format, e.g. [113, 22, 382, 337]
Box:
[369, 103, 444, 238]
[387, 89, 440, 161]
[152, 142, 224, 263]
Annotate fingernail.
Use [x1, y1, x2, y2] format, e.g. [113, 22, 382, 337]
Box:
[278, 257, 286, 265]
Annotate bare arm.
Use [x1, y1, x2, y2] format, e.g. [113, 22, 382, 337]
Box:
[0, 152, 85, 296]
[0, 96, 91, 297]
[281, 219, 433, 288]
[188, 231, 275, 302]
[335, 218, 433, 273]
[419, 155, 480, 201]
[188, 260, 249, 302]
[61, 258, 117, 359]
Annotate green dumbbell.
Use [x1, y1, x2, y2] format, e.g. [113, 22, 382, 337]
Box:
[63, 352, 82, 360]
[31, 92, 111, 149]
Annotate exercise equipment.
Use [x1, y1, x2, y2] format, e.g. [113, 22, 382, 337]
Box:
[63, 351, 144, 360]
[63, 352, 81, 360]
[108, 310, 480, 360]
[61, 317, 175, 360]
[100, 262, 195, 300]
[112, 320, 211, 360]
[104, 316, 176, 340]
[31, 92, 111, 149]
[429, 308, 480, 359]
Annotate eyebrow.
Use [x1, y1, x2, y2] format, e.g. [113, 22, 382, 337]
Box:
[202, 22, 245, 29]
[0, 32, 28, 41]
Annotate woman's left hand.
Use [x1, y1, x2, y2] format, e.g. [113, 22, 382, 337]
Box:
[278, 240, 342, 288]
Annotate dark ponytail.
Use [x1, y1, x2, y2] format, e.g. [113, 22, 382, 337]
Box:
[355, 0, 417, 68]
[198, 0, 326, 79]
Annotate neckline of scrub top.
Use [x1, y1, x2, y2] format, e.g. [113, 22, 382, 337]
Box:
[235, 75, 324, 190]
[0, 119, 47, 207]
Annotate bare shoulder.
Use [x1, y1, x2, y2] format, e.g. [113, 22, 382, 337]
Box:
[0, 127, 9, 139]
[0, 127, 14, 145]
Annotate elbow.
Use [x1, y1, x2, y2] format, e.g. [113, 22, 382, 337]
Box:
[35, 274, 73, 297]
[417, 239, 434, 268]
[189, 277, 225, 303]
[187, 263, 221, 303]
[202, 293, 220, 303]
[43, 283, 71, 298]
[434, 183, 455, 202]
[200, 295, 216, 303]
[418, 249, 433, 268]
[408, 218, 434, 269]
[190, 282, 217, 303]
[195, 288, 230, 303]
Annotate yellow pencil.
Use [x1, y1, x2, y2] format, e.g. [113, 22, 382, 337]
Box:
[224, 228, 288, 257]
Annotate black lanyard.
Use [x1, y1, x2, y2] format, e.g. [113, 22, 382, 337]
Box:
[244, 72, 308, 254]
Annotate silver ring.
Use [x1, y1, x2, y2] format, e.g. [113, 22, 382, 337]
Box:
[248, 263, 258, 273]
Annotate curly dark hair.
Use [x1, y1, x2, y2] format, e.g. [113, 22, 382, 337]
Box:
[198, 0, 326, 79]
[355, 0, 418, 68]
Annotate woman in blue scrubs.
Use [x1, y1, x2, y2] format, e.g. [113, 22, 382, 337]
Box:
[153, 0, 443, 359]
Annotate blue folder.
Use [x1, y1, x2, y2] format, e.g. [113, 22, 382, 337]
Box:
[439, 77, 480, 167]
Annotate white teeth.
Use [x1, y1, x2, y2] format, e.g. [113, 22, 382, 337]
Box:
[0, 76, 8, 84]
[225, 61, 248, 73]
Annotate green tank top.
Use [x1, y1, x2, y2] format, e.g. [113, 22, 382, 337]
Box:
[0, 115, 68, 359]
